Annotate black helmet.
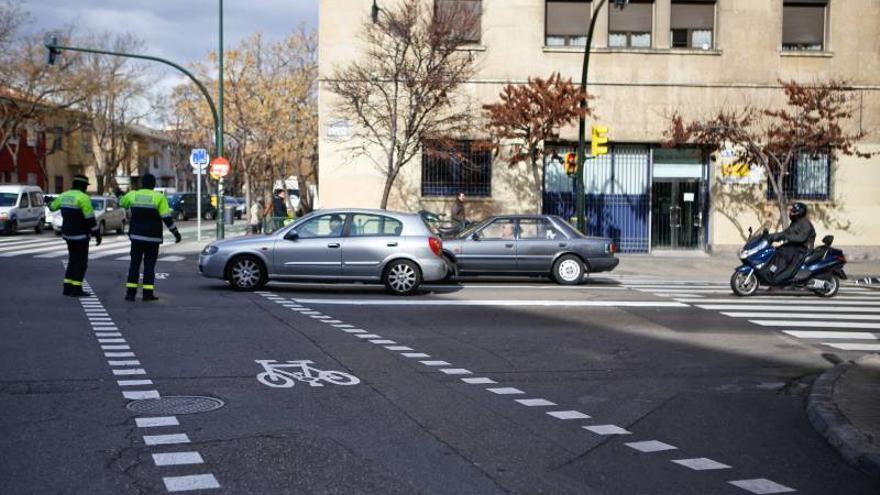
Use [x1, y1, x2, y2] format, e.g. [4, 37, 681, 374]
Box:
[789, 202, 807, 221]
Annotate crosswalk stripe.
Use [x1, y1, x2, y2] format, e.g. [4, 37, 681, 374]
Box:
[0, 237, 58, 247]
[823, 343, 880, 351]
[35, 238, 130, 258]
[783, 331, 877, 340]
[90, 246, 140, 259]
[723, 312, 880, 321]
[698, 305, 880, 313]
[678, 298, 880, 305]
[0, 239, 66, 252]
[750, 320, 880, 329]
[0, 242, 78, 256]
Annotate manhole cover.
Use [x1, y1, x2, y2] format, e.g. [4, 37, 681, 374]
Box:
[126, 395, 224, 415]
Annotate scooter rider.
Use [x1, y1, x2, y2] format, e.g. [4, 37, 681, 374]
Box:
[766, 202, 816, 284]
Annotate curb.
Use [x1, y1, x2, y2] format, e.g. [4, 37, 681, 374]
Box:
[806, 363, 880, 479]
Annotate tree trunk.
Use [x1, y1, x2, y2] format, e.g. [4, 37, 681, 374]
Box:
[767, 168, 788, 229]
[530, 153, 543, 213]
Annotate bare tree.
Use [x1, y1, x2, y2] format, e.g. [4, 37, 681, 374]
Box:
[665, 80, 875, 228]
[483, 72, 593, 205]
[328, 0, 479, 209]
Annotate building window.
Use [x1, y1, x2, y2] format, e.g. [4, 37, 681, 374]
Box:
[546, 0, 591, 47]
[435, 0, 482, 44]
[768, 152, 831, 200]
[54, 176, 64, 193]
[421, 140, 492, 197]
[671, 1, 714, 49]
[609, 0, 653, 48]
[81, 131, 92, 154]
[782, 1, 826, 51]
[52, 127, 64, 151]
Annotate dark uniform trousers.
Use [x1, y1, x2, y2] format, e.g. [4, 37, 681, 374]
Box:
[127, 240, 160, 294]
[65, 239, 90, 286]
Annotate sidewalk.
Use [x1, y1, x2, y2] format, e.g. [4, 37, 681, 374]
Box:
[612, 251, 880, 283]
[807, 355, 880, 479]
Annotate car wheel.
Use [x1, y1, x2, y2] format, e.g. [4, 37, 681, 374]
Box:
[34, 220, 43, 234]
[175, 211, 185, 222]
[442, 255, 457, 282]
[813, 276, 840, 298]
[8, 221, 17, 236]
[98, 221, 106, 236]
[227, 255, 267, 291]
[205, 211, 216, 221]
[730, 270, 759, 297]
[552, 254, 584, 285]
[383, 259, 422, 296]
[117, 220, 126, 235]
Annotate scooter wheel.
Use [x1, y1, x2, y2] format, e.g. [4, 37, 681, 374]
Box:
[730, 271, 759, 297]
[813, 276, 840, 298]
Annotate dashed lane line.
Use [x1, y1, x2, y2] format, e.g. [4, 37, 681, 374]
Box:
[259, 291, 800, 494]
[289, 298, 690, 308]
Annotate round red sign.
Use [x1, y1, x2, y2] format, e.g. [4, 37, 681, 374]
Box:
[209, 157, 231, 179]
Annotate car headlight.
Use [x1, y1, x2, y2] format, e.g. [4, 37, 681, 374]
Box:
[0, 212, 7, 219]
[201, 245, 219, 255]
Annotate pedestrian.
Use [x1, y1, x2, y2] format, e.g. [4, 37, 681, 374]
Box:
[264, 188, 288, 231]
[119, 174, 182, 301]
[451, 191, 466, 229]
[49, 175, 102, 297]
[249, 198, 264, 235]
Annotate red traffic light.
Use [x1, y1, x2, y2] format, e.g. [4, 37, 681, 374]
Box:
[564, 152, 578, 176]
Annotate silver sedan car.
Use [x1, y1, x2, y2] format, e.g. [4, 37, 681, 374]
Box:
[198, 208, 449, 295]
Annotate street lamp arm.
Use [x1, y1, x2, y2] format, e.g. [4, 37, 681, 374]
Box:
[48, 43, 221, 158]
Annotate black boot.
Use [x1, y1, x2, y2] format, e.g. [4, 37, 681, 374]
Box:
[63, 283, 72, 296]
[142, 289, 158, 302]
[125, 288, 137, 301]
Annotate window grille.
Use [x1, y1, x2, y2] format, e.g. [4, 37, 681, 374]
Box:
[421, 140, 492, 198]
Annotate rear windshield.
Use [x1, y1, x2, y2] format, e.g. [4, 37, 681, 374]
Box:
[0, 192, 17, 207]
[91, 199, 105, 211]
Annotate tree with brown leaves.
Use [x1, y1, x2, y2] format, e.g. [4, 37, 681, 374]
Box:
[328, 0, 479, 209]
[483, 72, 592, 206]
[665, 80, 874, 228]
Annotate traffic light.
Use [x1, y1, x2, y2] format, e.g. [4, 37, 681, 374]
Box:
[591, 125, 609, 157]
[44, 33, 61, 66]
[564, 152, 578, 176]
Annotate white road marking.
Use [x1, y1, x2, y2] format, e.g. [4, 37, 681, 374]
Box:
[163, 474, 220, 492]
[97, 338, 126, 344]
[158, 255, 186, 262]
[144, 433, 190, 446]
[515, 398, 556, 407]
[95, 332, 123, 337]
[342, 328, 366, 333]
[301, 311, 321, 315]
[292, 298, 689, 308]
[369, 340, 397, 345]
[487, 387, 525, 395]
[101, 345, 130, 350]
[123, 390, 160, 400]
[89, 247, 141, 259]
[724, 312, 880, 321]
[783, 330, 877, 340]
[547, 410, 591, 420]
[422, 284, 629, 291]
[354, 334, 382, 339]
[136, 416, 179, 428]
[385, 346, 414, 351]
[402, 353, 431, 358]
[34, 238, 129, 258]
[118, 380, 153, 387]
[420, 360, 451, 366]
[728, 478, 795, 494]
[112, 368, 146, 375]
[152, 452, 204, 466]
[625, 440, 677, 453]
[310, 315, 331, 319]
[583, 425, 631, 435]
[700, 304, 880, 313]
[321, 320, 343, 324]
[680, 298, 880, 305]
[105, 352, 136, 358]
[440, 368, 472, 375]
[750, 320, 880, 329]
[824, 343, 880, 351]
[88, 317, 113, 321]
[672, 458, 731, 470]
[333, 324, 355, 328]
[462, 377, 496, 384]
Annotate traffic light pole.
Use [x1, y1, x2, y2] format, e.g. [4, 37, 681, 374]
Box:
[575, 0, 607, 233]
[216, 0, 225, 241]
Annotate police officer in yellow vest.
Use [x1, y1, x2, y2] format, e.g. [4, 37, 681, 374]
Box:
[119, 174, 181, 301]
[49, 175, 102, 297]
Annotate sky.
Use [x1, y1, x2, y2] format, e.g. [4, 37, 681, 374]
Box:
[20, 0, 318, 105]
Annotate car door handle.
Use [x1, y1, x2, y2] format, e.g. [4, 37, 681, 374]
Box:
[327, 242, 340, 248]
[386, 241, 398, 247]
[505, 243, 514, 248]
[559, 243, 567, 247]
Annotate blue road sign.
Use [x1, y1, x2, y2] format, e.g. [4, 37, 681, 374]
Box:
[190, 148, 209, 166]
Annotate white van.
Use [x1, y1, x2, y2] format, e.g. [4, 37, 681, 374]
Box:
[0, 185, 46, 235]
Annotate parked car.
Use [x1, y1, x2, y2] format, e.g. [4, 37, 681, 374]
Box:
[43, 194, 57, 229]
[53, 196, 127, 235]
[166, 192, 216, 221]
[0, 185, 46, 235]
[224, 196, 245, 220]
[441, 215, 619, 285]
[418, 209, 468, 239]
[199, 208, 448, 295]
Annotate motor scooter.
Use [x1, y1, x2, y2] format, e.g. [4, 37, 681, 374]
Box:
[730, 227, 847, 297]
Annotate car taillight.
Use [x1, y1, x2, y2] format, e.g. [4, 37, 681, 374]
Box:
[610, 243, 618, 254]
[428, 237, 442, 257]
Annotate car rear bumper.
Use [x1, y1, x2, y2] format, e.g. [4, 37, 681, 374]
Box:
[420, 257, 448, 282]
[587, 256, 619, 273]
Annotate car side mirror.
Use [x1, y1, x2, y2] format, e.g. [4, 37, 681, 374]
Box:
[285, 230, 299, 241]
[822, 235, 834, 246]
[471, 232, 480, 241]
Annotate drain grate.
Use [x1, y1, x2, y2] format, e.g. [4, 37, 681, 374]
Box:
[126, 395, 225, 415]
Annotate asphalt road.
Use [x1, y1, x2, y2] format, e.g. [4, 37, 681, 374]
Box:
[1, 244, 879, 494]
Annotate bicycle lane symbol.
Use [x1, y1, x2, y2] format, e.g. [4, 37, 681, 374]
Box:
[255, 360, 361, 388]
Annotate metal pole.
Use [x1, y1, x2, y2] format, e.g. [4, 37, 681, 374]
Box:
[197, 164, 202, 241]
[575, 0, 607, 233]
[216, 0, 226, 240]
